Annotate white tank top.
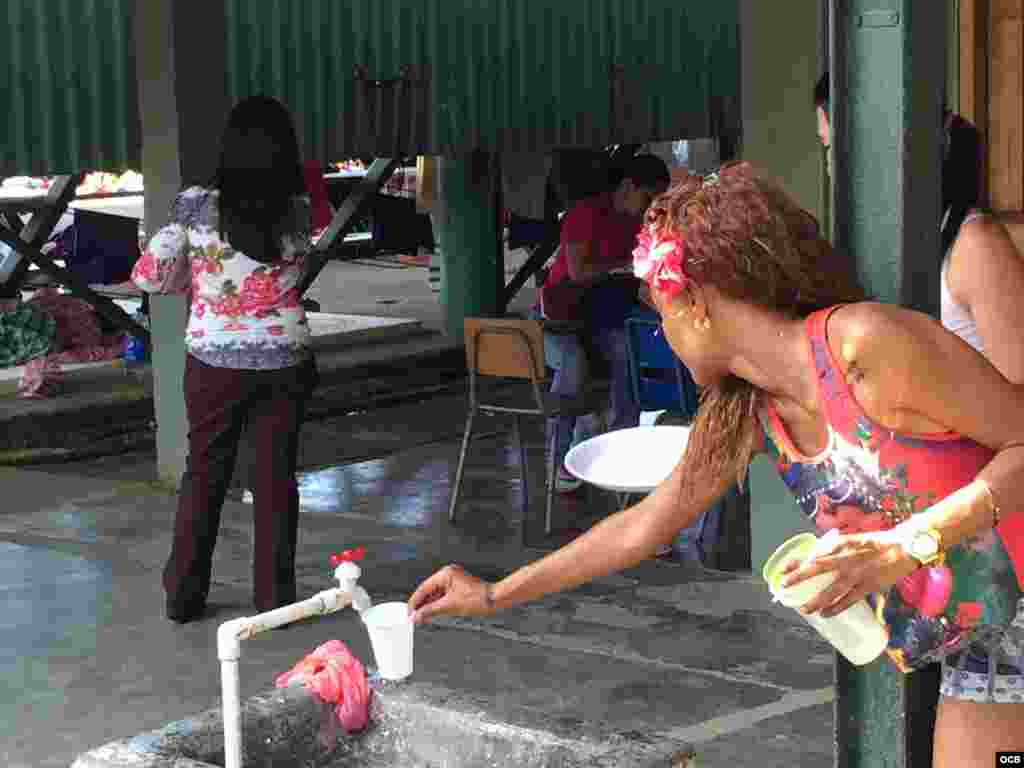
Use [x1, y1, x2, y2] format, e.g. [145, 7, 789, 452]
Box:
[940, 211, 987, 353]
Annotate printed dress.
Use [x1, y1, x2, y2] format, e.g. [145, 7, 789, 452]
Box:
[759, 307, 1024, 700]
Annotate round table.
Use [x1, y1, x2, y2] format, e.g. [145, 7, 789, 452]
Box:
[563, 425, 690, 494]
[564, 425, 692, 556]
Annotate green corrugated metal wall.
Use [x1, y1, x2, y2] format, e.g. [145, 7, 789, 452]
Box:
[223, 0, 740, 159]
[1, 0, 140, 176]
[1, 1, 738, 175]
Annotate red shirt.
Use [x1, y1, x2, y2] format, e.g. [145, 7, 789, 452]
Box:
[541, 193, 642, 320]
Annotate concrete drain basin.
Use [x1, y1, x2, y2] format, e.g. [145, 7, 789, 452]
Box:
[72, 679, 691, 767]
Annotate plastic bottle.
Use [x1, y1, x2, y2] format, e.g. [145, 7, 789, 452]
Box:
[121, 310, 150, 374]
[0, 242, 22, 284]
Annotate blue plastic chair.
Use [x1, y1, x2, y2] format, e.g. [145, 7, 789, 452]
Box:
[623, 311, 699, 421]
[623, 310, 708, 556]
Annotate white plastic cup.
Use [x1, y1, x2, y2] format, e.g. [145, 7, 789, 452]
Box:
[361, 602, 414, 680]
[763, 533, 889, 666]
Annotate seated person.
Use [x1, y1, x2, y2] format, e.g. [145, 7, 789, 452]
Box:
[539, 154, 670, 492]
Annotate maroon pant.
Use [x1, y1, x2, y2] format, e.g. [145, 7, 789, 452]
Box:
[164, 354, 318, 617]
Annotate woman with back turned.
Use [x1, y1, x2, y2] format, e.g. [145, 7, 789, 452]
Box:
[133, 96, 318, 623]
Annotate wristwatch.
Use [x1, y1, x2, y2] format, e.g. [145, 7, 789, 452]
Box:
[898, 527, 945, 567]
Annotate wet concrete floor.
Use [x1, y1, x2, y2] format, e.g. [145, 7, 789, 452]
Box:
[1, 391, 834, 767]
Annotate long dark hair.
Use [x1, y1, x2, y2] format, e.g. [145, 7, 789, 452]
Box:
[213, 96, 306, 264]
[940, 112, 982, 256]
[646, 164, 866, 493]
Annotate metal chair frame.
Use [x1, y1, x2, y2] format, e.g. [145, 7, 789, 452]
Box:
[449, 319, 598, 543]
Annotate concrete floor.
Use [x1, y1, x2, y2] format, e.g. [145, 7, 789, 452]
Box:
[0, 391, 835, 768]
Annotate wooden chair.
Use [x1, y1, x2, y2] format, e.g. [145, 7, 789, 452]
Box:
[449, 317, 605, 543]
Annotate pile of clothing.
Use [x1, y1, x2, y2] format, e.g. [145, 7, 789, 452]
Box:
[0, 289, 124, 398]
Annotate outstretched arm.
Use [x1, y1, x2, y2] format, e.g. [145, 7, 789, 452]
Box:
[409, 452, 736, 624]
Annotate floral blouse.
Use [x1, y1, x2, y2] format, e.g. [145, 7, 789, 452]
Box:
[131, 186, 313, 370]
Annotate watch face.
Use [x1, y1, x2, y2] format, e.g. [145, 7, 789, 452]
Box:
[911, 532, 939, 558]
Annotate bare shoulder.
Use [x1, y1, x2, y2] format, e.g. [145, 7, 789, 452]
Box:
[828, 302, 942, 360]
[957, 212, 1012, 243]
[826, 302, 953, 422]
[951, 215, 1018, 267]
[948, 214, 1024, 295]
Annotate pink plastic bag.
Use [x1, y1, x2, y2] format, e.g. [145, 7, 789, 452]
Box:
[275, 640, 372, 733]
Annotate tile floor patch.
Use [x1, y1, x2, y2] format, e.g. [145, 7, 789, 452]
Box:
[637, 581, 779, 619]
[572, 601, 662, 630]
[306, 312, 418, 335]
[434, 617, 794, 691]
[660, 687, 835, 745]
[592, 574, 640, 588]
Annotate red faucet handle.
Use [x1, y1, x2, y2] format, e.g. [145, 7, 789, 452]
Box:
[328, 547, 367, 567]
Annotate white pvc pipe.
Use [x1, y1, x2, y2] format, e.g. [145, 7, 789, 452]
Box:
[218, 563, 369, 768]
[221, 659, 242, 768]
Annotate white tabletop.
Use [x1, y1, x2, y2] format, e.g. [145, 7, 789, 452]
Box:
[563, 425, 691, 493]
[70, 195, 145, 220]
[324, 166, 416, 179]
[0, 187, 47, 201]
[324, 170, 368, 180]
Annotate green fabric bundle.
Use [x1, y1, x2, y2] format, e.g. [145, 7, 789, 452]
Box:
[0, 302, 55, 368]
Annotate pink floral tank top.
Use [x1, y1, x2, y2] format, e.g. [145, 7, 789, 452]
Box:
[759, 307, 1023, 670]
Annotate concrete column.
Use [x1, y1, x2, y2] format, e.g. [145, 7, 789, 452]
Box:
[134, 0, 227, 487]
[436, 151, 503, 341]
[740, 0, 826, 219]
[739, 0, 827, 574]
[830, 3, 946, 767]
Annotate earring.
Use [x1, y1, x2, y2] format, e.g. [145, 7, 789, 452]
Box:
[692, 318, 702, 331]
[700, 317, 711, 331]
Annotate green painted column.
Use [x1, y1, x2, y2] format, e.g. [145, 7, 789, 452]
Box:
[830, 2, 945, 766]
[436, 152, 504, 341]
[135, 0, 227, 488]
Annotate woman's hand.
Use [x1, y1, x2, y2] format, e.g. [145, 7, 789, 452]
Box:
[779, 531, 919, 618]
[407, 564, 495, 626]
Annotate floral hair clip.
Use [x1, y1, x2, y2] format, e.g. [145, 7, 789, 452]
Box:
[701, 171, 721, 188]
[632, 229, 690, 299]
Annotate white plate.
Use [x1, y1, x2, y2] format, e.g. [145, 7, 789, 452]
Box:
[563, 425, 690, 493]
